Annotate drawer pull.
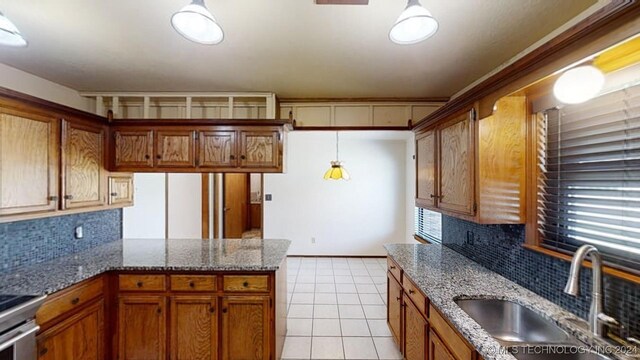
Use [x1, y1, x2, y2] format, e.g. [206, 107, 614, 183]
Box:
[71, 297, 80, 305]
[137, 281, 143, 288]
[222, 308, 228, 313]
[396, 296, 401, 302]
[243, 281, 249, 287]
[409, 289, 415, 294]
[144, 154, 150, 159]
[389, 266, 396, 269]
[189, 281, 195, 288]
[210, 307, 215, 313]
[63, 195, 73, 200]
[157, 307, 162, 314]
[110, 192, 118, 197]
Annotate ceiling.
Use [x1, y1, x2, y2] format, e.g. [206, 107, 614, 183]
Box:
[0, 0, 596, 98]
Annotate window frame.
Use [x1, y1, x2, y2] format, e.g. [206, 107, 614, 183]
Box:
[524, 104, 640, 284]
[414, 207, 442, 244]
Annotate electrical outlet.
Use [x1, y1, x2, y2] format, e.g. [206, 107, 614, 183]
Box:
[311, 237, 316, 244]
[75, 225, 84, 239]
[265, 194, 272, 201]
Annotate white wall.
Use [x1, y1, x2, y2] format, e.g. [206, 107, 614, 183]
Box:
[123, 173, 166, 238]
[0, 63, 93, 111]
[263, 131, 414, 256]
[167, 173, 202, 238]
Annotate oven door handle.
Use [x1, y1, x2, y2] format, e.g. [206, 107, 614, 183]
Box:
[0, 324, 39, 352]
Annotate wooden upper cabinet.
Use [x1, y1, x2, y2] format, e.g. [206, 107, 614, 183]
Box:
[438, 110, 475, 215]
[415, 130, 437, 209]
[114, 130, 153, 169]
[170, 296, 217, 360]
[108, 173, 134, 206]
[155, 130, 196, 167]
[198, 130, 237, 168]
[0, 108, 59, 216]
[118, 295, 166, 360]
[221, 296, 270, 360]
[239, 130, 280, 169]
[37, 299, 104, 360]
[62, 120, 107, 210]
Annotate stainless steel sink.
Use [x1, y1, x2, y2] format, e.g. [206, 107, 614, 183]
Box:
[508, 345, 611, 360]
[455, 299, 572, 345]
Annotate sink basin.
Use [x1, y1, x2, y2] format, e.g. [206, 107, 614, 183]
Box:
[509, 345, 611, 360]
[455, 299, 572, 345]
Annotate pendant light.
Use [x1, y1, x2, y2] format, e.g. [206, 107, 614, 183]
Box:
[324, 132, 350, 181]
[171, 0, 224, 45]
[0, 11, 27, 47]
[389, 0, 438, 45]
[553, 64, 605, 104]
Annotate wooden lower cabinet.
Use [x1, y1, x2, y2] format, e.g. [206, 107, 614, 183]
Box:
[429, 330, 456, 360]
[36, 299, 104, 360]
[170, 296, 218, 360]
[118, 295, 167, 360]
[403, 294, 428, 360]
[221, 296, 270, 360]
[387, 272, 403, 348]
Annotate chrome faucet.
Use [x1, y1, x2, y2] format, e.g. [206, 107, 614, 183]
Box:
[564, 245, 619, 337]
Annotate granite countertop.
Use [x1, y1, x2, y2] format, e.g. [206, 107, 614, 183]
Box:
[385, 243, 628, 360]
[0, 238, 290, 295]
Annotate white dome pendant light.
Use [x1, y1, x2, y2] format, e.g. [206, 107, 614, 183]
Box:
[553, 65, 605, 104]
[0, 11, 27, 47]
[389, 0, 438, 45]
[171, 0, 224, 45]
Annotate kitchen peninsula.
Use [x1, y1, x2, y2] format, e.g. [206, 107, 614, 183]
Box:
[0, 238, 290, 360]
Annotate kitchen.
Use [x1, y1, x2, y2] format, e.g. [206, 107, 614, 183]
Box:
[0, 0, 639, 359]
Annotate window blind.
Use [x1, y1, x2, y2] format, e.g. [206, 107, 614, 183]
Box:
[415, 207, 442, 243]
[538, 84, 640, 273]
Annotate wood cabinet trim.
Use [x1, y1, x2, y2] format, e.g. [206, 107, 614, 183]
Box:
[429, 304, 474, 360]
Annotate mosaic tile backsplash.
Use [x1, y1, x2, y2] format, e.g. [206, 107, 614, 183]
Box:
[441, 215, 640, 339]
[0, 209, 122, 273]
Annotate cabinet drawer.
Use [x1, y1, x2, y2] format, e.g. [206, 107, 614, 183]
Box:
[119, 274, 166, 292]
[36, 276, 104, 325]
[387, 257, 402, 283]
[223, 275, 269, 292]
[429, 304, 474, 360]
[402, 274, 427, 315]
[170, 275, 217, 292]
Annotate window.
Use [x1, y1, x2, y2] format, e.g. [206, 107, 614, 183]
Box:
[536, 84, 640, 273]
[415, 207, 442, 243]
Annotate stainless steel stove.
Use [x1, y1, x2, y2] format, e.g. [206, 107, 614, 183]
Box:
[0, 295, 46, 360]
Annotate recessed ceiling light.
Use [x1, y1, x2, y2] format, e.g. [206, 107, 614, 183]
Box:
[171, 0, 224, 45]
[0, 11, 27, 47]
[389, 0, 438, 45]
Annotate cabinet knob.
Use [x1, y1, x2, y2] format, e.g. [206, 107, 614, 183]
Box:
[210, 307, 215, 313]
[71, 297, 80, 305]
[48, 196, 58, 201]
[110, 192, 118, 197]
[396, 296, 401, 302]
[222, 308, 228, 313]
[157, 307, 162, 314]
[145, 154, 150, 159]
[389, 266, 396, 269]
[230, 155, 235, 160]
[63, 195, 73, 200]
[408, 289, 415, 295]
[156, 155, 161, 159]
[240, 155, 246, 160]
[137, 281, 143, 288]
[243, 281, 249, 287]
[189, 281, 195, 288]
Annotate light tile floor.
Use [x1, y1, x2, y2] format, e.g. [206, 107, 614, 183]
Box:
[282, 257, 402, 360]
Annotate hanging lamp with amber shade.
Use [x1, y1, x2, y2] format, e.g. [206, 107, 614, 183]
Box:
[324, 132, 350, 181]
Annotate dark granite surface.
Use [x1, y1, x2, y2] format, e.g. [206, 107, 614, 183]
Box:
[0, 238, 290, 295]
[385, 243, 634, 360]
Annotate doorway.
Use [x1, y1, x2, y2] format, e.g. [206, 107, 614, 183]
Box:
[206, 173, 263, 239]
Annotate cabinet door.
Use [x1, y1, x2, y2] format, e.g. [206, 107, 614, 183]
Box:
[114, 130, 154, 169]
[0, 109, 59, 215]
[198, 131, 237, 168]
[155, 130, 196, 167]
[118, 295, 166, 360]
[221, 296, 270, 360]
[62, 120, 107, 209]
[429, 330, 456, 360]
[108, 173, 134, 206]
[438, 110, 475, 215]
[239, 131, 280, 169]
[170, 296, 217, 360]
[387, 272, 403, 349]
[415, 130, 437, 208]
[37, 299, 104, 360]
[403, 295, 427, 360]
